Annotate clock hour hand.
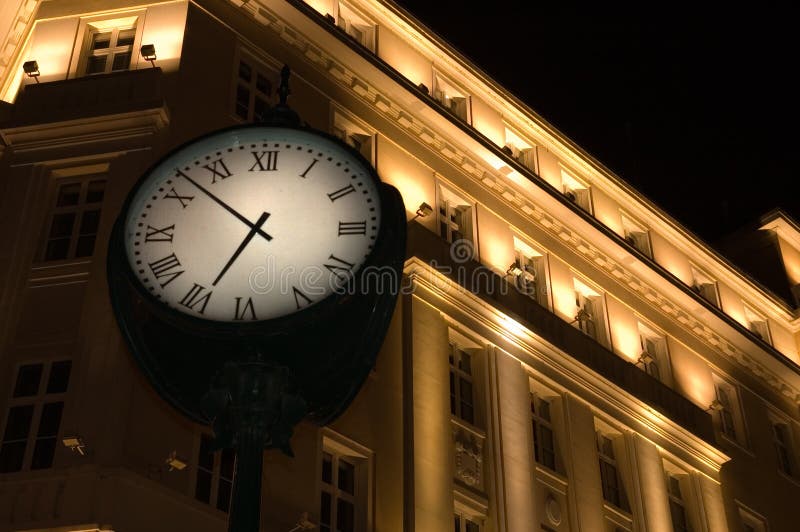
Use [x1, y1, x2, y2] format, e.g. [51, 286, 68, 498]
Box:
[176, 169, 272, 242]
[213, 211, 271, 287]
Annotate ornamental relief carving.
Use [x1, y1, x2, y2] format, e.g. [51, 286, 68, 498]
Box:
[453, 425, 483, 488]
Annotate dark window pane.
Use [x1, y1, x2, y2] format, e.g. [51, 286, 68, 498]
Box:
[49, 213, 76, 239]
[79, 210, 101, 235]
[336, 499, 355, 532]
[320, 491, 331, 525]
[459, 379, 472, 405]
[47, 361, 72, 394]
[86, 55, 107, 74]
[466, 520, 479, 532]
[111, 51, 131, 71]
[322, 452, 332, 484]
[220, 448, 235, 480]
[30, 437, 56, 469]
[75, 235, 97, 257]
[56, 183, 81, 206]
[338, 459, 355, 494]
[14, 364, 43, 397]
[86, 180, 105, 203]
[198, 434, 214, 471]
[0, 441, 26, 472]
[37, 402, 63, 437]
[454, 515, 460, 532]
[3, 405, 34, 441]
[540, 399, 551, 421]
[117, 29, 136, 47]
[236, 85, 250, 119]
[239, 61, 252, 82]
[216, 478, 232, 512]
[459, 352, 471, 374]
[44, 238, 70, 261]
[256, 74, 271, 95]
[460, 403, 474, 424]
[91, 33, 111, 50]
[195, 469, 212, 503]
[254, 96, 269, 122]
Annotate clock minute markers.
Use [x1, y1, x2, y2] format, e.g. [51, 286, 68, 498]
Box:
[174, 168, 272, 242]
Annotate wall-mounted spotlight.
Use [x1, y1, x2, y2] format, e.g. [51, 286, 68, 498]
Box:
[140, 44, 157, 67]
[707, 399, 723, 412]
[410, 202, 433, 222]
[636, 352, 654, 367]
[165, 450, 187, 471]
[506, 261, 523, 277]
[22, 60, 40, 83]
[287, 512, 316, 532]
[62, 435, 87, 455]
[417, 82, 429, 95]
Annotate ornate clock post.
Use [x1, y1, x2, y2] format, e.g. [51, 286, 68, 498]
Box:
[107, 68, 406, 531]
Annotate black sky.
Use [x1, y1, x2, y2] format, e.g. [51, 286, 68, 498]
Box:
[393, 2, 799, 243]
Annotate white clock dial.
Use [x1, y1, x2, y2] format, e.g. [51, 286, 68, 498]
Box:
[123, 127, 381, 322]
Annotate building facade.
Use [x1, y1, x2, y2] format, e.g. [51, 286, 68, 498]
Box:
[0, 1, 799, 531]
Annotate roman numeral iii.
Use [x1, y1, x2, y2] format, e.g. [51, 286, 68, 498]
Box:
[338, 221, 367, 236]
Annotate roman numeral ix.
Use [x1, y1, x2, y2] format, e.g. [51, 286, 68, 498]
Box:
[180, 283, 213, 314]
[148, 253, 185, 288]
[204, 158, 233, 184]
[249, 151, 278, 172]
[338, 221, 367, 236]
[145, 224, 175, 242]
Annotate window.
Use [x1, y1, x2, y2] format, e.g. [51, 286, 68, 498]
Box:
[711, 376, 745, 444]
[335, 0, 376, 51]
[509, 237, 550, 308]
[437, 185, 474, 252]
[743, 305, 771, 344]
[320, 434, 370, 532]
[666, 474, 689, 532]
[738, 505, 768, 532]
[432, 71, 470, 122]
[333, 111, 374, 163]
[596, 432, 629, 511]
[561, 168, 592, 214]
[690, 266, 720, 307]
[42, 177, 106, 261]
[449, 343, 475, 424]
[573, 278, 606, 344]
[503, 127, 536, 173]
[78, 17, 139, 76]
[195, 434, 235, 512]
[234, 56, 273, 122]
[454, 511, 481, 532]
[620, 213, 652, 258]
[772, 421, 794, 476]
[531, 393, 556, 471]
[0, 360, 71, 473]
[637, 323, 669, 383]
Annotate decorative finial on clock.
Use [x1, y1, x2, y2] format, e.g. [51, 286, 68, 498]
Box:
[261, 64, 301, 127]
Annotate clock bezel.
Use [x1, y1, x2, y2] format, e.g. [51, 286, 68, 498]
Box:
[110, 123, 395, 338]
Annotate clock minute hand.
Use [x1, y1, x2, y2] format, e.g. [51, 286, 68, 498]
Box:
[176, 169, 272, 242]
[213, 211, 271, 287]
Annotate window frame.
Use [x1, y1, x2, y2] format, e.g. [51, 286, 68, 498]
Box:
[0, 359, 72, 473]
[333, 0, 377, 52]
[69, 12, 145, 79]
[620, 211, 653, 259]
[503, 125, 537, 173]
[530, 392, 557, 472]
[560, 167, 593, 214]
[318, 431, 373, 532]
[743, 304, 772, 345]
[510, 235, 552, 310]
[768, 415, 796, 478]
[595, 429, 630, 512]
[193, 433, 236, 513]
[231, 49, 278, 123]
[432, 69, 472, 123]
[573, 276, 609, 346]
[636, 321, 672, 385]
[690, 265, 721, 308]
[711, 375, 747, 446]
[39, 175, 107, 263]
[331, 107, 376, 165]
[436, 182, 477, 255]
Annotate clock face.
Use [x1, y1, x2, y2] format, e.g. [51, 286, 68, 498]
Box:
[123, 126, 381, 322]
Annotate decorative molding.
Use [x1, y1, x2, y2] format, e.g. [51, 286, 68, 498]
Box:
[453, 423, 483, 488]
[228, 1, 800, 405]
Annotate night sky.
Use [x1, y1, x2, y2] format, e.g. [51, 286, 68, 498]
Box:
[393, 2, 799, 244]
